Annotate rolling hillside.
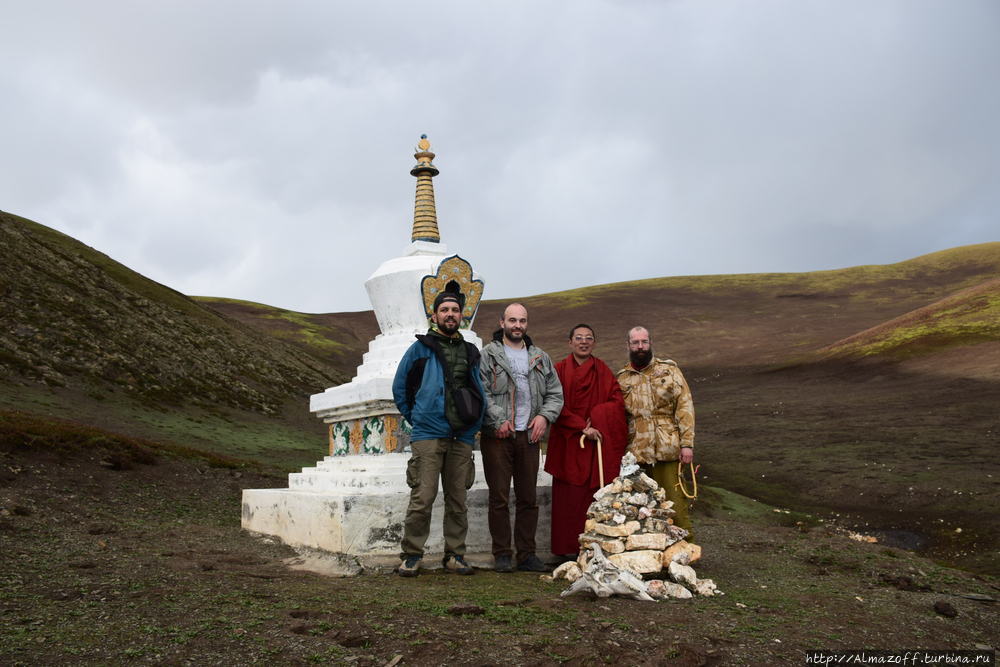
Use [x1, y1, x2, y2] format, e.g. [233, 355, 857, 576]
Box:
[203, 242, 1000, 374]
[819, 277, 1000, 361]
[0, 211, 347, 469]
[2, 211, 997, 571]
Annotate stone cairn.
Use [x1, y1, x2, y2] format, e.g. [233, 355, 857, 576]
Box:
[553, 452, 721, 600]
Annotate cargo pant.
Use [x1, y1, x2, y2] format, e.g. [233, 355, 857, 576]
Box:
[400, 438, 476, 559]
[642, 460, 695, 543]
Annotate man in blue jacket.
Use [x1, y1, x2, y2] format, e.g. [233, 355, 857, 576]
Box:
[392, 292, 486, 577]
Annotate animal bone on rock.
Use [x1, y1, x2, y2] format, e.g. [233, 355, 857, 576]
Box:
[561, 544, 654, 602]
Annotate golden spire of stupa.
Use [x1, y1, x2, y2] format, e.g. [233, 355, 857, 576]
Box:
[410, 134, 441, 243]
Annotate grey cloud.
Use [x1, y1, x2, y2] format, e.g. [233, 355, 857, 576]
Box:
[1, 0, 997, 312]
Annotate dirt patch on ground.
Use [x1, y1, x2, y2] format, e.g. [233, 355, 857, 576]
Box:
[693, 360, 1000, 575]
[2, 430, 997, 665]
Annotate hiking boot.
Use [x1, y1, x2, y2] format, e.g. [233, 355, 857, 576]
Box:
[517, 554, 551, 572]
[442, 554, 475, 575]
[397, 555, 421, 577]
[494, 554, 514, 573]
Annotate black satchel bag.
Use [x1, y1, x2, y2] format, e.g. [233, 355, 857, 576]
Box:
[452, 386, 483, 426]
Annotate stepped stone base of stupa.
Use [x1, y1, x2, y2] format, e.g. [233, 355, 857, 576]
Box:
[241, 453, 553, 571]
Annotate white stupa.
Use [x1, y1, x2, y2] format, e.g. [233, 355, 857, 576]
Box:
[240, 136, 551, 568]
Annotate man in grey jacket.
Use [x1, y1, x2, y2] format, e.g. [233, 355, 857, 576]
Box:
[480, 303, 564, 572]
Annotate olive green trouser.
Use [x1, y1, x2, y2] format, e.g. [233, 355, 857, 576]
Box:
[400, 438, 475, 559]
[641, 460, 695, 544]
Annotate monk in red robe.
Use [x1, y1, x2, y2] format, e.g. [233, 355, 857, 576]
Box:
[544, 324, 628, 560]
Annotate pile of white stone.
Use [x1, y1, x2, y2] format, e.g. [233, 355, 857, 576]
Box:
[553, 452, 721, 600]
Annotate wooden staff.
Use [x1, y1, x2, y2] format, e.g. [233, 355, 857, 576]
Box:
[579, 433, 605, 487]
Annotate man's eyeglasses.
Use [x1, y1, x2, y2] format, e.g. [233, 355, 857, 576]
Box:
[572, 336, 595, 342]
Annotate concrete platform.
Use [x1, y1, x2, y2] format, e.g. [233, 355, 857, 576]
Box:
[242, 452, 553, 571]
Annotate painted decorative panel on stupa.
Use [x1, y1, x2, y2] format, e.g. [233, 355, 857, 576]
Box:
[328, 415, 410, 456]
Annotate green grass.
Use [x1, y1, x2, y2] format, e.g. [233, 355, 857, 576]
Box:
[0, 384, 326, 473]
[821, 279, 1000, 359]
[516, 242, 1000, 306]
[193, 296, 353, 360]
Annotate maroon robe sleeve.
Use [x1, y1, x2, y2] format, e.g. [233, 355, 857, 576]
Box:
[545, 356, 591, 485]
[545, 356, 628, 487]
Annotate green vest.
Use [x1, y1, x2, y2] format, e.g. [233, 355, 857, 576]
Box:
[428, 329, 469, 431]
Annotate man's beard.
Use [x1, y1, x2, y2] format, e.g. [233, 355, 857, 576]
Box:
[437, 316, 461, 336]
[503, 323, 525, 344]
[629, 348, 653, 369]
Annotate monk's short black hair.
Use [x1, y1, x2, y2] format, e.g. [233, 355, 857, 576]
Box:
[568, 323, 595, 340]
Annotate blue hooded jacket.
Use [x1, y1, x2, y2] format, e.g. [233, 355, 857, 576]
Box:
[392, 333, 486, 445]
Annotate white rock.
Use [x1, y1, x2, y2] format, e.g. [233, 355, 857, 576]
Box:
[591, 489, 609, 502]
[619, 452, 640, 476]
[646, 579, 693, 600]
[552, 561, 583, 583]
[637, 473, 658, 491]
[668, 560, 698, 588]
[626, 533, 668, 551]
[693, 578, 722, 596]
[580, 535, 626, 554]
[609, 550, 663, 574]
[592, 521, 641, 537]
[661, 540, 701, 566]
[612, 513, 626, 525]
[626, 493, 649, 506]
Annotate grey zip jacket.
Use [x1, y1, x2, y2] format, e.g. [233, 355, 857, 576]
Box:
[479, 330, 564, 435]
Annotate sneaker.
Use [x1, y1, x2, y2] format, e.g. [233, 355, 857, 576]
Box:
[442, 554, 475, 575]
[397, 555, 421, 577]
[494, 554, 514, 573]
[517, 554, 551, 572]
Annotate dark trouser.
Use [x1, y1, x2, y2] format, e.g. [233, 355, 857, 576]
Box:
[400, 438, 475, 559]
[641, 460, 694, 543]
[481, 431, 539, 561]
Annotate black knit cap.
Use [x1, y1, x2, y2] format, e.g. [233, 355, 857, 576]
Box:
[433, 291, 464, 312]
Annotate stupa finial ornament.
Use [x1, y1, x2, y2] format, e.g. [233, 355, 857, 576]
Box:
[410, 134, 441, 243]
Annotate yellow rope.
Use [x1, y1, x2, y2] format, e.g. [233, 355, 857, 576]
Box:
[676, 460, 698, 499]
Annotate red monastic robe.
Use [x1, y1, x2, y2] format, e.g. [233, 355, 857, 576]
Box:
[544, 355, 628, 555]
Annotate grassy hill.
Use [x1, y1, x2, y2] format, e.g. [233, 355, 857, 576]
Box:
[819, 277, 1000, 360]
[2, 212, 998, 571]
[473, 242, 1000, 371]
[0, 211, 347, 469]
[1, 212, 997, 662]
[192, 296, 378, 378]
[196, 243, 1000, 376]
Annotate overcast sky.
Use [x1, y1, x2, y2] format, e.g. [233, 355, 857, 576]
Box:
[2, 1, 998, 313]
